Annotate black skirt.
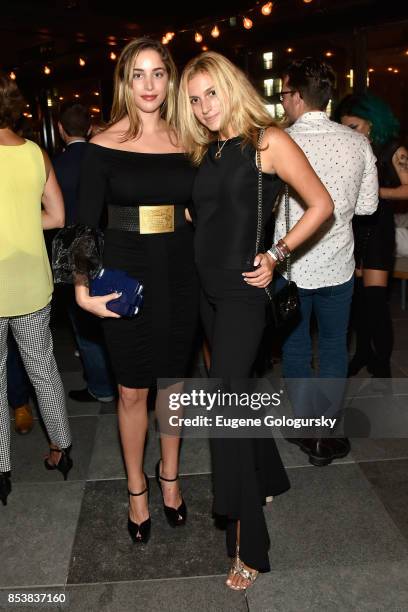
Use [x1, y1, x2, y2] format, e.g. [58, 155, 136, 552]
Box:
[354, 200, 395, 271]
[102, 226, 199, 388]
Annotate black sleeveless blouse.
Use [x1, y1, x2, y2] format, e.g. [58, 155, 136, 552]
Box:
[192, 136, 282, 269]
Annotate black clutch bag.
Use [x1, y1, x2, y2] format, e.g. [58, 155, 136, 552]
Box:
[255, 130, 300, 329]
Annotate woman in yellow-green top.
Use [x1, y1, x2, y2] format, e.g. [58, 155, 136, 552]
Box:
[0, 72, 73, 506]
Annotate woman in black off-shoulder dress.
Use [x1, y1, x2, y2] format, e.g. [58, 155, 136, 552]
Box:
[74, 38, 199, 545]
[78, 145, 197, 387]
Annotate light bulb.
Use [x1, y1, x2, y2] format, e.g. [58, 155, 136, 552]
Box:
[243, 17, 253, 30]
[261, 2, 273, 16]
[211, 25, 220, 38]
[110, 51, 117, 60]
[79, 57, 86, 66]
[195, 32, 203, 43]
[44, 66, 51, 75]
[9, 71, 16, 80]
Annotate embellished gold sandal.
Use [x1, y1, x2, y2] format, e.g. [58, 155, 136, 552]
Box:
[226, 546, 259, 590]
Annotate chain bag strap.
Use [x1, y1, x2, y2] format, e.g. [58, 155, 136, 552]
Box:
[255, 129, 300, 327]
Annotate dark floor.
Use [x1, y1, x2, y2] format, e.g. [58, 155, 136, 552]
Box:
[1, 283, 408, 612]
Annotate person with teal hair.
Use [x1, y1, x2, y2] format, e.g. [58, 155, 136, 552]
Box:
[336, 93, 408, 378]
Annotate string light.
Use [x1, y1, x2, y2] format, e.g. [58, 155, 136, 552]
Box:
[261, 2, 273, 15]
[9, 71, 16, 80]
[59, 96, 64, 100]
[387, 67, 393, 72]
[325, 51, 333, 57]
[286, 47, 294, 53]
[202, 45, 208, 51]
[7, 1, 326, 76]
[93, 91, 100, 96]
[91, 107, 100, 113]
[368, 68, 374, 73]
[393, 69, 399, 73]
[211, 25, 220, 38]
[74, 93, 80, 98]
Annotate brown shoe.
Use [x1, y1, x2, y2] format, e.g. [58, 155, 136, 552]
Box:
[14, 404, 33, 435]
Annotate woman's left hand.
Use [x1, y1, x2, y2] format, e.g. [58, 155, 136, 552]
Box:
[242, 252, 276, 288]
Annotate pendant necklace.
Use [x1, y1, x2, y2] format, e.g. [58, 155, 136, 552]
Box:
[214, 137, 230, 159]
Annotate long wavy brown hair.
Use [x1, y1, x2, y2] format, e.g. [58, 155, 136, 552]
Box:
[110, 37, 178, 141]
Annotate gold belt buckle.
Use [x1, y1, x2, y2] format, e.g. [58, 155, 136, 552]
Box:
[139, 205, 175, 234]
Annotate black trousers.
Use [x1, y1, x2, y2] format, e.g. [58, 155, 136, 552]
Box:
[198, 266, 290, 572]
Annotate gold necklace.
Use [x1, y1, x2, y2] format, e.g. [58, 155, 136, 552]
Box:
[214, 137, 230, 159]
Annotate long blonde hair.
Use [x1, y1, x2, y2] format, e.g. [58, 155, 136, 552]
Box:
[178, 51, 278, 165]
[110, 37, 178, 141]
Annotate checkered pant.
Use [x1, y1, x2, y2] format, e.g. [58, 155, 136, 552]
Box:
[0, 303, 72, 472]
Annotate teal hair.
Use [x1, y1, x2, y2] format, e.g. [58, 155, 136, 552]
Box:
[335, 93, 400, 146]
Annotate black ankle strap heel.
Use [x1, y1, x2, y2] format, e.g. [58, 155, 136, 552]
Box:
[0, 472, 11, 506]
[128, 473, 151, 544]
[155, 460, 187, 527]
[44, 446, 73, 481]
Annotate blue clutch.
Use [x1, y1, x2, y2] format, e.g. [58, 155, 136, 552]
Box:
[89, 268, 144, 318]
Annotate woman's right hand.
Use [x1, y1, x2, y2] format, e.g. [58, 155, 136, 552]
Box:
[75, 285, 122, 318]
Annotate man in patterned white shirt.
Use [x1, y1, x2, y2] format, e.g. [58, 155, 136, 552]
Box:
[274, 58, 378, 465]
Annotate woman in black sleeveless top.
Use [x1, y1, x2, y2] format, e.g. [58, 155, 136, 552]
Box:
[179, 52, 334, 590]
[337, 94, 408, 378]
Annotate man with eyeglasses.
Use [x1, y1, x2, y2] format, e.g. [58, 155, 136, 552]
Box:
[274, 58, 378, 465]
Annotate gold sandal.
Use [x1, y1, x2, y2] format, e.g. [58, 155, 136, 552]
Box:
[226, 546, 259, 590]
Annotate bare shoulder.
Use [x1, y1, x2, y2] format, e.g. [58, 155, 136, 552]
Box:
[90, 126, 119, 147]
[263, 125, 293, 149]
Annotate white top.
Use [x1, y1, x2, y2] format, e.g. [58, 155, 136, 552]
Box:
[274, 111, 379, 289]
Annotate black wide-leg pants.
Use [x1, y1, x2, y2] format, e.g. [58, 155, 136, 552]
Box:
[198, 266, 290, 572]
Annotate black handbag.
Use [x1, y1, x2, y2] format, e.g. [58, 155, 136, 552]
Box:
[255, 129, 300, 328]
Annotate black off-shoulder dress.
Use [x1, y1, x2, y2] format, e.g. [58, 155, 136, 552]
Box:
[77, 143, 199, 388]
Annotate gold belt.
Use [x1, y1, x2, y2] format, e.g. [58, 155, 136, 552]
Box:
[139, 205, 174, 234]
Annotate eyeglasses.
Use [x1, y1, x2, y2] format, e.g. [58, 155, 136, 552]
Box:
[278, 90, 295, 103]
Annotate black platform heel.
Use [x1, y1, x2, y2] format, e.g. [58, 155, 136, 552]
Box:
[128, 473, 151, 544]
[155, 459, 186, 527]
[44, 445, 73, 481]
[0, 472, 11, 506]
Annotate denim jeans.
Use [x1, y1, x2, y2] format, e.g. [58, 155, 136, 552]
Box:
[66, 287, 115, 400]
[7, 332, 31, 408]
[275, 274, 354, 419]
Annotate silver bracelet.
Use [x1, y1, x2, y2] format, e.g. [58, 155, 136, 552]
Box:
[267, 244, 284, 263]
